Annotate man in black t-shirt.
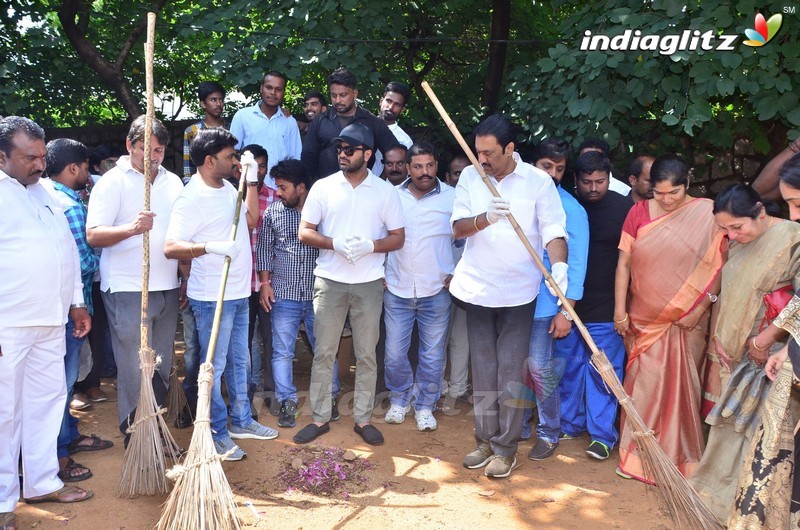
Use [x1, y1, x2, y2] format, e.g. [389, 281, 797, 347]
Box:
[556, 151, 633, 461]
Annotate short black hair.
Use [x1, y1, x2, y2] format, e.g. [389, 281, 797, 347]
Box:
[241, 143, 268, 162]
[574, 151, 612, 178]
[534, 137, 570, 163]
[45, 138, 89, 177]
[628, 154, 655, 178]
[127, 115, 170, 146]
[304, 90, 327, 107]
[650, 153, 689, 187]
[384, 81, 412, 106]
[263, 71, 288, 86]
[578, 137, 611, 157]
[473, 114, 516, 150]
[328, 67, 357, 89]
[89, 144, 122, 170]
[0, 116, 45, 156]
[270, 158, 308, 188]
[407, 142, 436, 163]
[713, 183, 763, 219]
[190, 128, 238, 167]
[383, 144, 407, 159]
[198, 81, 225, 101]
[779, 152, 800, 191]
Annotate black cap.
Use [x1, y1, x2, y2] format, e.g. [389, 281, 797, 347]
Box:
[334, 123, 374, 151]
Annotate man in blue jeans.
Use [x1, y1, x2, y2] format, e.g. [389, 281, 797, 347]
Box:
[383, 142, 454, 432]
[256, 159, 340, 428]
[522, 139, 589, 460]
[165, 128, 278, 461]
[44, 138, 113, 482]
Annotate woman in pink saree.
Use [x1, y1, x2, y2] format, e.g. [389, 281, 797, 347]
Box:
[613, 154, 725, 482]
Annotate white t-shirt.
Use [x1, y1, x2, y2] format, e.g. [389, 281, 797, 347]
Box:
[302, 170, 404, 284]
[372, 122, 413, 177]
[608, 171, 632, 195]
[86, 156, 183, 293]
[166, 175, 252, 301]
[449, 159, 567, 308]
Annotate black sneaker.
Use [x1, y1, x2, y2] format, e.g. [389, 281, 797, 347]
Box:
[331, 396, 341, 421]
[278, 400, 298, 428]
[585, 440, 611, 460]
[268, 393, 281, 416]
[528, 438, 558, 460]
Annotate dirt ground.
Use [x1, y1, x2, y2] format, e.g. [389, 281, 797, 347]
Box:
[14, 338, 677, 530]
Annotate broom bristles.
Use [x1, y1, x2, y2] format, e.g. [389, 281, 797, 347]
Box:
[156, 363, 240, 530]
[116, 351, 182, 498]
[165, 365, 190, 423]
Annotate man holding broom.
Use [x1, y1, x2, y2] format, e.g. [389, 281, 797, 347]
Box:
[165, 128, 278, 461]
[450, 114, 568, 479]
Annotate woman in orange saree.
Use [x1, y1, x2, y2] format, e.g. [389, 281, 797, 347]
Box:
[613, 154, 725, 482]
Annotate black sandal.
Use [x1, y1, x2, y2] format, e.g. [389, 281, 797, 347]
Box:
[67, 434, 113, 454]
[57, 458, 93, 483]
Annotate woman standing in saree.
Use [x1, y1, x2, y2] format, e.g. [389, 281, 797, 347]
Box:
[614, 154, 725, 482]
[690, 184, 800, 523]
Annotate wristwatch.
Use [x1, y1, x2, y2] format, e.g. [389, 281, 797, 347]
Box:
[558, 308, 574, 322]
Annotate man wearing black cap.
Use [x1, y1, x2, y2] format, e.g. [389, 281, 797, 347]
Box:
[296, 123, 405, 446]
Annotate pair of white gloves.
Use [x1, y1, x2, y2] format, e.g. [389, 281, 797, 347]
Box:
[203, 151, 260, 260]
[485, 196, 568, 300]
[332, 236, 374, 264]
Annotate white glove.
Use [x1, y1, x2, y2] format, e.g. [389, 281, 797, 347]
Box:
[332, 237, 352, 261]
[486, 196, 510, 224]
[241, 151, 259, 183]
[205, 240, 240, 259]
[346, 235, 374, 262]
[545, 262, 569, 303]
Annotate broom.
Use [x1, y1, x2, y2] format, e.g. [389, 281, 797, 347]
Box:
[165, 362, 190, 425]
[116, 12, 180, 498]
[155, 146, 251, 530]
[421, 81, 722, 530]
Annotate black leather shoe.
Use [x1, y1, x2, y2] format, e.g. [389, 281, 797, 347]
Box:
[293, 423, 330, 444]
[354, 424, 384, 446]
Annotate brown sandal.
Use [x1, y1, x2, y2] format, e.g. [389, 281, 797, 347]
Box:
[25, 485, 94, 504]
[0, 512, 16, 530]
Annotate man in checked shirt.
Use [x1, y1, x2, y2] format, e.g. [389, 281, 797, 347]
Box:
[256, 159, 340, 428]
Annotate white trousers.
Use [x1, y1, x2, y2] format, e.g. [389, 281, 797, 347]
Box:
[0, 326, 66, 511]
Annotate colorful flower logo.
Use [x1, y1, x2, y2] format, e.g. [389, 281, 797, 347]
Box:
[743, 13, 783, 47]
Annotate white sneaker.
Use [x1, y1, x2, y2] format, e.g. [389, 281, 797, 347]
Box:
[415, 409, 437, 432]
[384, 404, 410, 424]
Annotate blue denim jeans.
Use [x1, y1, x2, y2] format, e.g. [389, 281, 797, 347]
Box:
[383, 289, 451, 411]
[522, 316, 566, 443]
[190, 297, 253, 440]
[181, 304, 200, 411]
[271, 297, 340, 403]
[57, 321, 83, 458]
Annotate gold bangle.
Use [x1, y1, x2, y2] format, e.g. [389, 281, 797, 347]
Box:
[751, 336, 766, 351]
[473, 215, 481, 232]
[614, 313, 629, 324]
[790, 139, 800, 154]
[189, 244, 198, 258]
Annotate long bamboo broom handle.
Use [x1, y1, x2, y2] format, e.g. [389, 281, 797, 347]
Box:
[203, 166, 249, 367]
[140, 12, 156, 350]
[420, 81, 608, 366]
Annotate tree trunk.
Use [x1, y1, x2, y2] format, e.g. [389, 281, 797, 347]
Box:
[482, 0, 510, 113]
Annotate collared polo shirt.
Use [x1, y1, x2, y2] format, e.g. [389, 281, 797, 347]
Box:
[302, 170, 404, 284]
[385, 180, 454, 299]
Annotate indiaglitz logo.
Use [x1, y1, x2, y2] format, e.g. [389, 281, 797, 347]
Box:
[743, 13, 783, 47]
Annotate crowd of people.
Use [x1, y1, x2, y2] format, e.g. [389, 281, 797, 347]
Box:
[3, 64, 800, 529]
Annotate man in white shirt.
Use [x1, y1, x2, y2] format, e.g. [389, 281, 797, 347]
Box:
[371, 81, 414, 177]
[383, 142, 454, 432]
[165, 128, 278, 461]
[296, 123, 405, 446]
[451, 114, 568, 479]
[0, 117, 93, 520]
[230, 71, 302, 179]
[86, 116, 184, 438]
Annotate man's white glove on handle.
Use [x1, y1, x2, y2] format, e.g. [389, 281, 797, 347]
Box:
[486, 196, 511, 224]
[545, 261, 569, 305]
[241, 151, 259, 183]
[205, 240, 241, 260]
[332, 237, 352, 262]
[347, 235, 374, 263]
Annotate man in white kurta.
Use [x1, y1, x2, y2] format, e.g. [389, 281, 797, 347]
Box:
[0, 117, 93, 516]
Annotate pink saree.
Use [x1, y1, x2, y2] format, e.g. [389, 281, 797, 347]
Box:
[618, 198, 724, 481]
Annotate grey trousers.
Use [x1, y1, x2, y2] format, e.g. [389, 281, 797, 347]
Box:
[310, 277, 383, 424]
[464, 300, 535, 458]
[102, 289, 179, 426]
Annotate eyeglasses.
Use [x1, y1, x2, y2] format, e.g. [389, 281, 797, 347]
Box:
[336, 145, 366, 156]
